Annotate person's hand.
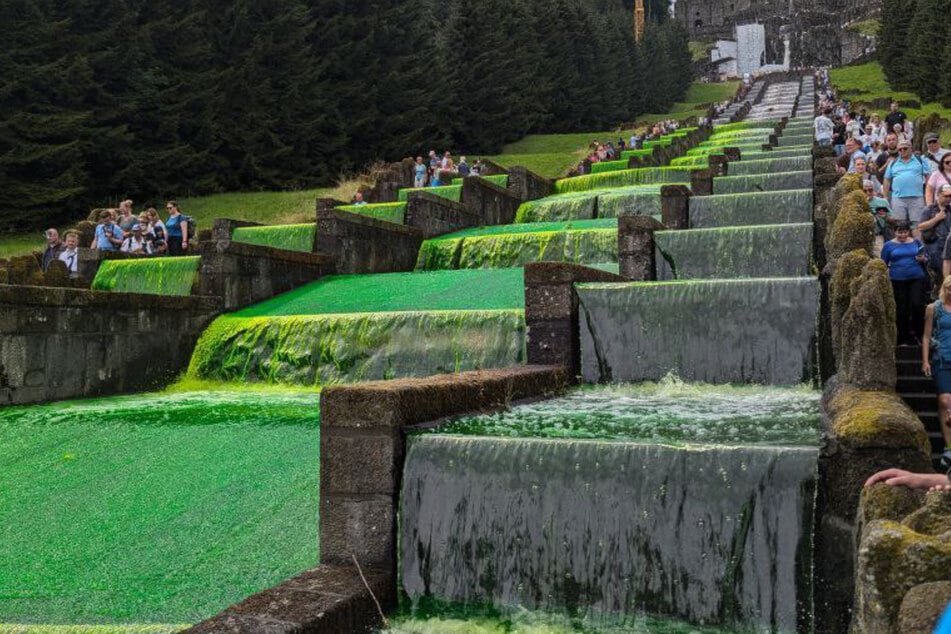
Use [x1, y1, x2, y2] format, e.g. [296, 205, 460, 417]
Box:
[865, 468, 945, 489]
[916, 254, 928, 263]
[930, 484, 951, 492]
[924, 360, 932, 377]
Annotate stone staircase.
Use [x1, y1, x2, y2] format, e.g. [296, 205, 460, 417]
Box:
[896, 344, 945, 463]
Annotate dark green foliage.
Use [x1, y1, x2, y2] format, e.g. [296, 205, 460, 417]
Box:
[878, 0, 919, 92]
[0, 0, 692, 230]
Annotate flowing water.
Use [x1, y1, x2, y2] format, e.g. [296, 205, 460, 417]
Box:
[727, 156, 811, 176]
[336, 201, 407, 224]
[401, 385, 819, 632]
[688, 190, 813, 228]
[554, 168, 696, 194]
[712, 171, 813, 195]
[655, 224, 813, 280]
[90, 256, 201, 296]
[398, 184, 463, 202]
[231, 223, 316, 252]
[577, 278, 819, 385]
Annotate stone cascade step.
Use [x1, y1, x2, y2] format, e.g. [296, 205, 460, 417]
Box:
[895, 344, 946, 460]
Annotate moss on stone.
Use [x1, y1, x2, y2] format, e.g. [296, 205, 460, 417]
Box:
[854, 520, 951, 633]
[830, 249, 869, 361]
[840, 258, 898, 390]
[827, 386, 931, 454]
[859, 483, 926, 525]
[898, 581, 951, 634]
[902, 489, 951, 536]
[827, 190, 874, 262]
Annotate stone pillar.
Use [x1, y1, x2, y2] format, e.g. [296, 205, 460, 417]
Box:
[762, 143, 774, 152]
[507, 166, 553, 202]
[689, 170, 714, 197]
[618, 216, 665, 281]
[708, 154, 729, 176]
[661, 185, 692, 229]
[210, 218, 261, 242]
[723, 147, 742, 162]
[524, 263, 625, 381]
[768, 134, 779, 147]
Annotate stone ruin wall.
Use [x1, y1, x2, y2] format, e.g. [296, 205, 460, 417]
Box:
[675, 0, 878, 68]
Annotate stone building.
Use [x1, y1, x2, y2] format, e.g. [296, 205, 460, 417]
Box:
[674, 0, 879, 68]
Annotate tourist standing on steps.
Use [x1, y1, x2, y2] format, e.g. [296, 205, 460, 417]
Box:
[864, 180, 892, 257]
[814, 108, 831, 147]
[165, 201, 189, 255]
[882, 221, 929, 346]
[414, 157, 426, 188]
[922, 276, 951, 469]
[457, 156, 470, 177]
[883, 139, 932, 227]
[57, 231, 80, 276]
[926, 151, 951, 206]
[924, 133, 949, 170]
[92, 210, 124, 251]
[41, 228, 64, 271]
[885, 101, 907, 133]
[916, 185, 951, 290]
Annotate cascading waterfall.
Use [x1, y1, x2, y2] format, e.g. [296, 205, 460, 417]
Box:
[91, 256, 201, 296]
[713, 171, 813, 195]
[727, 156, 812, 175]
[554, 168, 696, 194]
[591, 159, 632, 174]
[655, 223, 813, 280]
[231, 223, 317, 252]
[577, 278, 819, 385]
[336, 202, 407, 224]
[398, 184, 463, 203]
[452, 174, 509, 187]
[688, 190, 814, 228]
[514, 186, 669, 223]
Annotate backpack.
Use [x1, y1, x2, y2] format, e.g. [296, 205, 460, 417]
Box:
[185, 215, 197, 240]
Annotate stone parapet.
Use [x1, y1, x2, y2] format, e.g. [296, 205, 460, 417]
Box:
[460, 176, 522, 226]
[404, 191, 481, 239]
[316, 207, 422, 274]
[507, 166, 553, 202]
[618, 216, 666, 281]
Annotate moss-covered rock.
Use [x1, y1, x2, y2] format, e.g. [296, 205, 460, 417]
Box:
[854, 520, 951, 633]
[826, 172, 863, 232]
[902, 489, 951, 536]
[897, 581, 951, 634]
[859, 483, 926, 525]
[830, 249, 870, 362]
[7, 254, 43, 286]
[840, 259, 897, 390]
[827, 190, 874, 262]
[827, 386, 931, 454]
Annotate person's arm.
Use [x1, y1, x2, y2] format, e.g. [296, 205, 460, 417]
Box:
[924, 303, 935, 377]
[882, 176, 891, 200]
[926, 179, 936, 206]
[865, 468, 948, 489]
[181, 221, 189, 249]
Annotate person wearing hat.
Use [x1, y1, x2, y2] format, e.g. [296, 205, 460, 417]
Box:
[924, 132, 949, 168]
[883, 138, 932, 226]
[882, 220, 929, 346]
[864, 179, 893, 257]
[120, 224, 148, 254]
[917, 184, 951, 289]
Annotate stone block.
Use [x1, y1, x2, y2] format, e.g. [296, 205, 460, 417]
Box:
[316, 208, 421, 275]
[507, 166, 553, 202]
[618, 216, 665, 281]
[898, 581, 951, 634]
[460, 177, 521, 226]
[525, 283, 575, 321]
[321, 431, 402, 496]
[661, 185, 692, 229]
[320, 494, 396, 568]
[405, 191, 481, 239]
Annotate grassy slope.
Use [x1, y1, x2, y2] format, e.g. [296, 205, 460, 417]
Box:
[0, 81, 736, 258]
[830, 61, 951, 141]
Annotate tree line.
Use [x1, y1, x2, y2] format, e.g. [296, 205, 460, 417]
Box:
[878, 0, 945, 103]
[0, 0, 692, 230]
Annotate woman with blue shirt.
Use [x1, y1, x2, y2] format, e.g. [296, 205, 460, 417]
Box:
[882, 221, 929, 346]
[165, 201, 189, 255]
[923, 277, 951, 469]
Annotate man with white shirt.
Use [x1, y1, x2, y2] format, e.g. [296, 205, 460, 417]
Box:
[924, 133, 949, 169]
[57, 231, 80, 277]
[814, 108, 834, 148]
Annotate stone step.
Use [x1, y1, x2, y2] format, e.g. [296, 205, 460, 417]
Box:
[897, 375, 932, 393]
[900, 392, 936, 411]
[896, 345, 923, 361]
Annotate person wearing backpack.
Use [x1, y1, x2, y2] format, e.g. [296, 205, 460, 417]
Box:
[883, 139, 932, 227]
[923, 276, 951, 469]
[165, 200, 190, 255]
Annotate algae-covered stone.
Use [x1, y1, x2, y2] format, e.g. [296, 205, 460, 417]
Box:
[859, 483, 926, 526]
[903, 489, 951, 536]
[839, 259, 897, 390]
[827, 386, 931, 455]
[854, 520, 951, 633]
[827, 190, 874, 262]
[897, 581, 951, 634]
[830, 249, 869, 362]
[8, 254, 43, 286]
[826, 173, 863, 232]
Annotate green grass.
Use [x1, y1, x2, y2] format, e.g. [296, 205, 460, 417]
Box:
[0, 626, 188, 634]
[0, 232, 42, 259]
[177, 188, 334, 226]
[847, 18, 880, 37]
[235, 268, 526, 317]
[688, 40, 715, 63]
[0, 390, 320, 626]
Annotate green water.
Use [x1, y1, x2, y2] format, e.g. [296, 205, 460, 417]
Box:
[590, 159, 630, 174]
[230, 223, 316, 252]
[710, 120, 779, 134]
[514, 186, 668, 223]
[712, 170, 813, 195]
[187, 310, 526, 385]
[620, 148, 654, 161]
[452, 174, 509, 188]
[233, 268, 525, 317]
[554, 168, 695, 194]
[727, 156, 811, 176]
[398, 184, 463, 203]
[336, 202, 407, 224]
[0, 391, 320, 627]
[422, 379, 821, 446]
[90, 256, 200, 296]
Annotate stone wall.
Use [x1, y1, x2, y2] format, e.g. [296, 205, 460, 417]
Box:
[460, 176, 522, 226]
[197, 239, 334, 311]
[316, 207, 423, 274]
[404, 191, 482, 239]
[0, 285, 220, 406]
[507, 166, 554, 202]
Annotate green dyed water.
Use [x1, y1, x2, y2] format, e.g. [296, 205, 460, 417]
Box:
[231, 223, 316, 252]
[424, 380, 821, 446]
[595, 188, 665, 218]
[398, 184, 463, 203]
[232, 268, 526, 316]
[669, 155, 716, 167]
[590, 159, 631, 174]
[0, 391, 320, 627]
[554, 168, 695, 194]
[726, 156, 811, 175]
[620, 148, 654, 161]
[187, 310, 525, 385]
[738, 148, 814, 160]
[655, 223, 813, 280]
[452, 174, 509, 188]
[712, 170, 813, 195]
[514, 186, 668, 223]
[711, 120, 779, 134]
[91, 257, 200, 296]
[686, 143, 769, 157]
[336, 202, 407, 224]
[688, 190, 814, 228]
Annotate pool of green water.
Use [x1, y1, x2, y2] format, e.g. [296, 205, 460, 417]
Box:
[0, 390, 320, 628]
[421, 378, 821, 446]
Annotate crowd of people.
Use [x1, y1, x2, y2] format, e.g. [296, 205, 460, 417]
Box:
[40, 200, 192, 276]
[574, 119, 682, 175]
[412, 151, 488, 189]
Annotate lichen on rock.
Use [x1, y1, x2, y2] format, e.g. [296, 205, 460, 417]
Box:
[902, 489, 951, 536]
[858, 483, 926, 526]
[839, 258, 897, 390]
[826, 386, 930, 455]
[827, 189, 874, 262]
[830, 249, 870, 363]
[897, 581, 951, 634]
